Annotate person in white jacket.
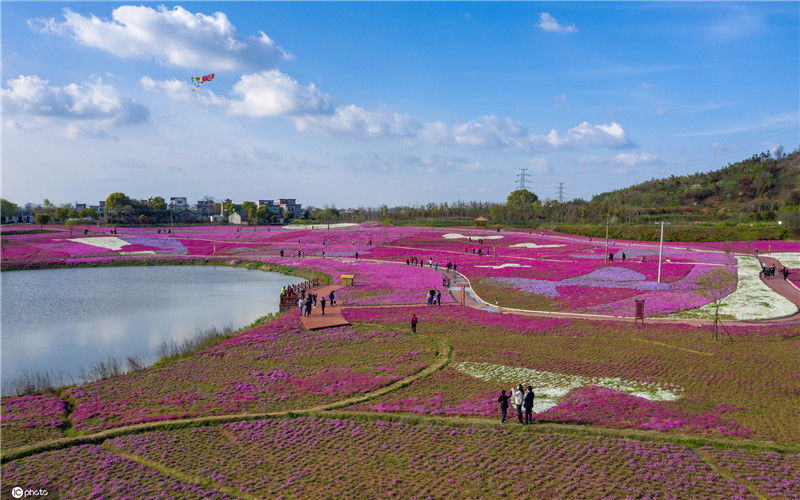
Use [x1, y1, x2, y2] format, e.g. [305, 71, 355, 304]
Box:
[511, 385, 525, 424]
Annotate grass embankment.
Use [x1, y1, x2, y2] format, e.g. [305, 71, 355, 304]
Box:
[539, 223, 786, 242]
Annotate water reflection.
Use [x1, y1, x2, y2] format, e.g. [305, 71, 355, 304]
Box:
[1, 265, 300, 393]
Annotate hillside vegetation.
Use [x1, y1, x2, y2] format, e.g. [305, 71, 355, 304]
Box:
[591, 151, 800, 222]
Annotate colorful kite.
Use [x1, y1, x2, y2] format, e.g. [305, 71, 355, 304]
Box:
[191, 73, 215, 92]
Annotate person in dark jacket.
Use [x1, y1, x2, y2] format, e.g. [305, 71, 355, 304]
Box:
[524, 386, 535, 424]
[411, 314, 418, 334]
[498, 390, 511, 424]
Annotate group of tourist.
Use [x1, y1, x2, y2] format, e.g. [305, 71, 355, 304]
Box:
[404, 258, 458, 275]
[297, 288, 337, 317]
[760, 263, 790, 280]
[426, 289, 442, 305]
[497, 385, 535, 424]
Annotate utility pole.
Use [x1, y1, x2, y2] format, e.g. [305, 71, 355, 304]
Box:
[516, 168, 530, 191]
[557, 183, 565, 203]
[656, 221, 670, 283]
[604, 214, 610, 262]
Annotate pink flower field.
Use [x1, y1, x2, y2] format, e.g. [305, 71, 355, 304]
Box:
[2, 222, 799, 498]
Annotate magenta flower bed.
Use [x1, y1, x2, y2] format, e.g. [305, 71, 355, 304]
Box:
[538, 386, 753, 437]
[0, 444, 234, 499]
[61, 314, 435, 432]
[257, 256, 453, 305]
[0, 393, 69, 448]
[700, 446, 800, 498]
[103, 416, 757, 498]
[0, 393, 67, 428]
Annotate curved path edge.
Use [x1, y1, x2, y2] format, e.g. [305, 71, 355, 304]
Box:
[1, 337, 452, 463]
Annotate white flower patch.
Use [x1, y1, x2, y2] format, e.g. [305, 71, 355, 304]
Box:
[119, 251, 157, 255]
[442, 233, 503, 240]
[766, 252, 800, 269]
[68, 237, 130, 251]
[475, 263, 532, 269]
[510, 243, 565, 249]
[454, 361, 681, 412]
[673, 256, 797, 320]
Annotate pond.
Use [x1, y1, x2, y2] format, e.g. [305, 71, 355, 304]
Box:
[1, 265, 301, 393]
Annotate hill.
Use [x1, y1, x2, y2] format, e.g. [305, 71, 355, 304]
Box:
[590, 151, 800, 222]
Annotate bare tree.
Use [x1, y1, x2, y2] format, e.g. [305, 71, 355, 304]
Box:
[697, 268, 737, 341]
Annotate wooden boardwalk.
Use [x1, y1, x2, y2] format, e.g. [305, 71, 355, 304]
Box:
[299, 285, 350, 330]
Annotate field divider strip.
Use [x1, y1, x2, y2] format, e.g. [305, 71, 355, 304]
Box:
[628, 337, 713, 356]
[694, 448, 768, 500]
[101, 442, 258, 500]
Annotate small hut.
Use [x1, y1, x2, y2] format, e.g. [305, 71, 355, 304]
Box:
[474, 216, 488, 227]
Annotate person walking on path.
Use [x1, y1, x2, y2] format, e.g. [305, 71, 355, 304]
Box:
[783, 267, 790, 280]
[411, 313, 418, 334]
[312, 293, 317, 307]
[298, 297, 304, 317]
[511, 385, 524, 423]
[498, 390, 511, 424]
[320, 296, 326, 315]
[436, 291, 441, 305]
[305, 296, 312, 317]
[329, 290, 335, 305]
[524, 386, 535, 424]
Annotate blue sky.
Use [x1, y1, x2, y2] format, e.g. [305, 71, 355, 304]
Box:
[2, 2, 798, 208]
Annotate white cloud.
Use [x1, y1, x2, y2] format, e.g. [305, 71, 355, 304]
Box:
[449, 115, 529, 148]
[640, 82, 654, 88]
[293, 104, 418, 138]
[527, 157, 550, 175]
[2, 74, 148, 127]
[615, 152, 661, 168]
[656, 106, 670, 116]
[762, 141, 784, 157]
[541, 122, 633, 149]
[537, 13, 578, 34]
[553, 93, 567, 108]
[34, 6, 289, 71]
[417, 117, 632, 151]
[228, 70, 334, 117]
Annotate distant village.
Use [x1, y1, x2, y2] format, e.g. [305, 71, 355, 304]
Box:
[2, 197, 303, 225]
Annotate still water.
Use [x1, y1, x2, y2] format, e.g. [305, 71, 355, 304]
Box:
[1, 265, 300, 392]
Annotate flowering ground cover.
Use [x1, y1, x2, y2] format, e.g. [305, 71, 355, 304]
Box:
[53, 313, 436, 433]
[99, 416, 768, 498]
[5, 223, 797, 318]
[672, 256, 797, 320]
[0, 444, 234, 499]
[700, 446, 800, 497]
[344, 306, 800, 442]
[256, 256, 453, 305]
[0, 393, 69, 448]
